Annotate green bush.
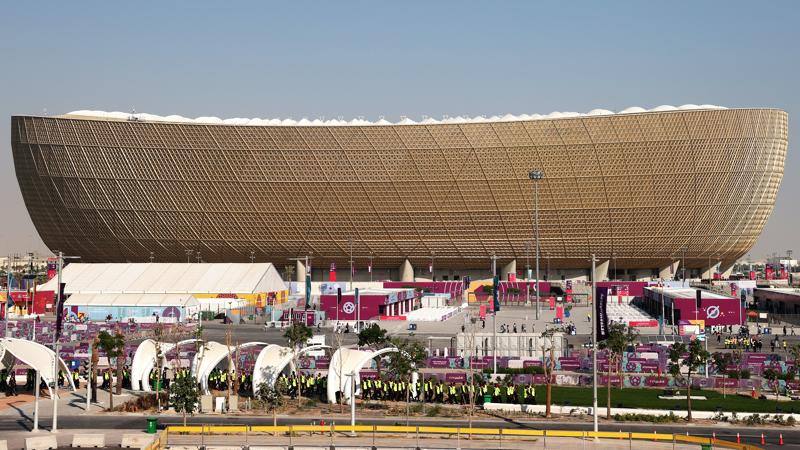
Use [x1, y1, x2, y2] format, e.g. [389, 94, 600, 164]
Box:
[612, 412, 680, 423]
[425, 405, 442, 417]
[744, 414, 766, 425]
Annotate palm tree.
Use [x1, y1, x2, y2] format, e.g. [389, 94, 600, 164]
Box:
[598, 323, 637, 418]
[97, 330, 125, 410]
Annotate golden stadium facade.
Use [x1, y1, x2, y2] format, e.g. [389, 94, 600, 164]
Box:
[10, 108, 788, 273]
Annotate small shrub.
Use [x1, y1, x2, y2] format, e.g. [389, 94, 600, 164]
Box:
[426, 405, 442, 417]
[743, 414, 765, 425]
[612, 412, 680, 423]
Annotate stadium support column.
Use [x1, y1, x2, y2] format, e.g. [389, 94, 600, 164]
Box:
[295, 260, 306, 283]
[400, 259, 414, 282]
[500, 259, 516, 281]
[593, 260, 609, 282]
[719, 261, 735, 279]
[659, 261, 680, 280]
[701, 261, 719, 280]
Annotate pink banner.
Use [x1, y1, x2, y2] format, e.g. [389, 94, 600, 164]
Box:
[629, 320, 659, 327]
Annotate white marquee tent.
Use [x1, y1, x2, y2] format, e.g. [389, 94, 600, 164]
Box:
[40, 263, 287, 295]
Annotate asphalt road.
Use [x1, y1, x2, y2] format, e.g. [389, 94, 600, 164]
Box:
[1, 414, 795, 449]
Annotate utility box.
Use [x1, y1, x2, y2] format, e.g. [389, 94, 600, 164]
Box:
[200, 395, 213, 412]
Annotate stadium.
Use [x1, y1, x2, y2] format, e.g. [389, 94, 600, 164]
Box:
[10, 106, 787, 280]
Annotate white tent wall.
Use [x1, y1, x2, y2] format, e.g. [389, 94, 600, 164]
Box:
[64, 293, 199, 322]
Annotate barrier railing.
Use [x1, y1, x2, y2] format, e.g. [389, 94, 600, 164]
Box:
[163, 424, 761, 450]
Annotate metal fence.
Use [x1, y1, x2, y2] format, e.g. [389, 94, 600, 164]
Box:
[153, 424, 761, 450]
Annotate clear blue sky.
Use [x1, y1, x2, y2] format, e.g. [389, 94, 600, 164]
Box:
[0, 1, 797, 260]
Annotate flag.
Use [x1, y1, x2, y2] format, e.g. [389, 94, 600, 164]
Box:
[429, 262, 433, 273]
[596, 286, 610, 341]
[492, 275, 500, 312]
[367, 262, 372, 273]
[304, 274, 311, 310]
[55, 282, 66, 339]
[354, 288, 360, 321]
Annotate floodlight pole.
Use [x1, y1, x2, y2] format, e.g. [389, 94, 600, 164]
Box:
[491, 254, 497, 375]
[52, 250, 63, 433]
[349, 238, 354, 292]
[529, 170, 544, 320]
[591, 253, 598, 433]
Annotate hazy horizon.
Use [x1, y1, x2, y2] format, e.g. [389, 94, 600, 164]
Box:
[1, 1, 796, 261]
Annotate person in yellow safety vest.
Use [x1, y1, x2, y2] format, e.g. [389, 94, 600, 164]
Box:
[493, 385, 501, 402]
[449, 385, 456, 404]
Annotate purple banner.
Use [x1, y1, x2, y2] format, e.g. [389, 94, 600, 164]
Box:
[445, 373, 467, 383]
[427, 358, 450, 368]
[645, 377, 670, 387]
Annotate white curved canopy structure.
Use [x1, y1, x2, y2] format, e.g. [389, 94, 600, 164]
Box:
[193, 341, 236, 394]
[131, 339, 164, 391]
[326, 347, 398, 405]
[132, 338, 206, 391]
[0, 338, 76, 394]
[252, 344, 329, 391]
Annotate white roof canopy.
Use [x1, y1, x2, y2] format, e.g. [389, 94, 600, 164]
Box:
[39, 263, 287, 295]
[327, 346, 398, 405]
[0, 338, 76, 394]
[62, 104, 728, 127]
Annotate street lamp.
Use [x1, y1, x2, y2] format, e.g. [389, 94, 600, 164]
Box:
[528, 170, 544, 320]
[51, 251, 80, 432]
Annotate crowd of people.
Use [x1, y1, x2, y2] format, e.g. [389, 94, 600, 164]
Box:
[357, 375, 537, 405]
